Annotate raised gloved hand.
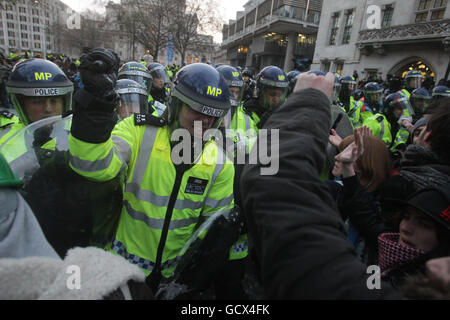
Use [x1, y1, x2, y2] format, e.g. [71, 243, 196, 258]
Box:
[79, 48, 120, 101]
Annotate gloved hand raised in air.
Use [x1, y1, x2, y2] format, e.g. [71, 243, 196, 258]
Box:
[79, 48, 120, 102]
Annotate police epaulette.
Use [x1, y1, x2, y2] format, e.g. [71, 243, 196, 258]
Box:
[0, 110, 15, 119]
[134, 113, 167, 127]
[377, 115, 384, 123]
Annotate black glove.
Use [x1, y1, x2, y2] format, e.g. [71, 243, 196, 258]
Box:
[79, 48, 120, 101]
[71, 48, 120, 143]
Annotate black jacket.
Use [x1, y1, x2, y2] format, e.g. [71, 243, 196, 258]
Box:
[240, 88, 400, 299]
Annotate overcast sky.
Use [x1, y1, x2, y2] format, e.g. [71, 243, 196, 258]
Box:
[60, 0, 245, 43]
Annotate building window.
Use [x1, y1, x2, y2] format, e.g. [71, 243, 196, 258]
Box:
[32, 9, 40, 16]
[430, 9, 445, 19]
[329, 12, 340, 46]
[21, 24, 27, 30]
[20, 16, 27, 22]
[33, 17, 39, 24]
[9, 39, 16, 46]
[321, 61, 331, 72]
[0, 38, 4, 45]
[22, 41, 28, 47]
[34, 34, 40, 40]
[8, 31, 15, 37]
[19, 7, 26, 13]
[6, 13, 14, 20]
[342, 10, 354, 44]
[434, 0, 448, 7]
[7, 22, 15, 29]
[415, 12, 428, 22]
[35, 42, 41, 49]
[418, 0, 433, 10]
[21, 33, 28, 39]
[382, 5, 394, 27]
[33, 26, 40, 32]
[335, 62, 344, 75]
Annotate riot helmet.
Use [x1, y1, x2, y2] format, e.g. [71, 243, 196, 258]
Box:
[363, 82, 384, 110]
[148, 62, 171, 90]
[242, 68, 253, 81]
[255, 66, 289, 111]
[286, 70, 301, 95]
[332, 75, 342, 103]
[383, 92, 411, 121]
[118, 61, 153, 96]
[404, 70, 423, 91]
[216, 65, 244, 107]
[411, 88, 431, 116]
[114, 79, 148, 121]
[431, 86, 450, 102]
[293, 57, 312, 72]
[353, 89, 364, 101]
[6, 58, 73, 125]
[340, 75, 356, 105]
[169, 63, 231, 139]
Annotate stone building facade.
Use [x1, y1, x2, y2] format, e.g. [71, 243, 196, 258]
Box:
[221, 0, 323, 72]
[311, 0, 450, 84]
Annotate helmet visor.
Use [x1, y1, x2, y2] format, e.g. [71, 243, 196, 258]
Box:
[116, 93, 148, 120]
[11, 91, 72, 125]
[411, 95, 431, 114]
[366, 91, 383, 105]
[150, 68, 171, 89]
[261, 86, 288, 110]
[332, 83, 342, 102]
[229, 86, 244, 107]
[407, 77, 422, 90]
[119, 74, 152, 95]
[169, 97, 223, 140]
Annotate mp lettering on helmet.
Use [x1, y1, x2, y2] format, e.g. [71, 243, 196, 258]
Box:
[35, 72, 53, 81]
[232, 72, 240, 77]
[278, 75, 285, 81]
[206, 86, 222, 97]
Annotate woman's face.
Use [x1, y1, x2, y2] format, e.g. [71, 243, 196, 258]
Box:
[399, 209, 439, 252]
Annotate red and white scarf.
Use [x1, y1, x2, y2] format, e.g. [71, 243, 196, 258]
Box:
[378, 233, 427, 276]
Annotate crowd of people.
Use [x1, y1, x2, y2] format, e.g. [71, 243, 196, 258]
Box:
[0, 48, 449, 300]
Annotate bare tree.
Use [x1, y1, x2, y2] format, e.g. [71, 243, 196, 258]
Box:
[172, 0, 222, 64]
[117, 0, 178, 60]
[48, 8, 112, 57]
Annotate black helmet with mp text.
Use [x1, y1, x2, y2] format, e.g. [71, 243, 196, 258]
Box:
[6, 58, 73, 125]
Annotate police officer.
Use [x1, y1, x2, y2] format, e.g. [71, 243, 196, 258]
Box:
[114, 79, 149, 121]
[216, 67, 257, 159]
[241, 67, 255, 102]
[339, 75, 357, 114]
[286, 70, 301, 96]
[431, 85, 450, 103]
[243, 66, 289, 129]
[147, 62, 171, 107]
[410, 88, 431, 120]
[1, 58, 73, 147]
[400, 70, 423, 100]
[68, 49, 238, 294]
[352, 82, 383, 128]
[118, 61, 153, 98]
[363, 92, 410, 152]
